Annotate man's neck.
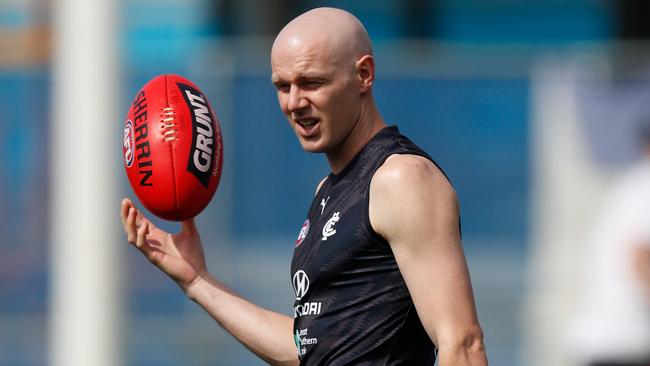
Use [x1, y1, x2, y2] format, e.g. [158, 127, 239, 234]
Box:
[326, 104, 386, 174]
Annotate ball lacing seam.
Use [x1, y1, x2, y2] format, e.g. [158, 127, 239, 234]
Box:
[161, 106, 177, 141]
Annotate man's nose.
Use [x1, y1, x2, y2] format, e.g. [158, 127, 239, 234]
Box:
[287, 85, 308, 112]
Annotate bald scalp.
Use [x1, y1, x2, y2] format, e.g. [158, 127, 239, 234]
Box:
[271, 7, 373, 67]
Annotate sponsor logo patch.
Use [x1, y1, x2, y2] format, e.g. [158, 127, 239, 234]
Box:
[292, 270, 310, 300]
[295, 219, 310, 246]
[320, 196, 330, 215]
[131, 90, 153, 186]
[178, 83, 215, 188]
[295, 328, 317, 357]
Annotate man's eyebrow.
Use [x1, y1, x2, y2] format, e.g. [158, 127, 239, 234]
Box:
[299, 71, 327, 78]
[296, 74, 327, 82]
[270, 74, 325, 84]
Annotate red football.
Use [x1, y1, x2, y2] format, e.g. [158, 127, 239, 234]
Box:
[122, 74, 223, 221]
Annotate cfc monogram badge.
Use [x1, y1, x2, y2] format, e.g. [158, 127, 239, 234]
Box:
[321, 212, 340, 241]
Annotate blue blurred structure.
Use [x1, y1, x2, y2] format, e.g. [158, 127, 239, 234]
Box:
[0, 0, 617, 365]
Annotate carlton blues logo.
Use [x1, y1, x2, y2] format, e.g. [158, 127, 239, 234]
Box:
[177, 83, 216, 188]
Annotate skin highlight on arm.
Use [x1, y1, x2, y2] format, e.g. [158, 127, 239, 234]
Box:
[369, 154, 488, 366]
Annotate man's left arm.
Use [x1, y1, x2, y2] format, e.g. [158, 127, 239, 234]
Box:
[370, 154, 487, 366]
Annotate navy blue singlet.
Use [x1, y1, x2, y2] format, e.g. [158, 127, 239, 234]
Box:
[290, 126, 442, 365]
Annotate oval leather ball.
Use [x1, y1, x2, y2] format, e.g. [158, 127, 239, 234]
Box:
[123, 74, 223, 221]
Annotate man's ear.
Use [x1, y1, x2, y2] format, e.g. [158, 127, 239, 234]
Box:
[356, 55, 375, 93]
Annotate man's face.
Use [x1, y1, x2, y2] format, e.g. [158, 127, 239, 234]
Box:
[271, 39, 361, 153]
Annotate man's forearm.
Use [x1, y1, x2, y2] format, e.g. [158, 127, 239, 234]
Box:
[186, 275, 299, 366]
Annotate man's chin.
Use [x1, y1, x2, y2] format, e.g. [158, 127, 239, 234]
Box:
[298, 139, 327, 153]
[300, 144, 326, 153]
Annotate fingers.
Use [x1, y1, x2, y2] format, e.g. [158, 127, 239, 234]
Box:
[122, 198, 144, 245]
[125, 206, 137, 244]
[121, 198, 142, 234]
[136, 221, 164, 266]
[136, 221, 149, 249]
[121, 199, 166, 267]
[120, 198, 132, 228]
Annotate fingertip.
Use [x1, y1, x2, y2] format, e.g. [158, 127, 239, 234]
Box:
[120, 201, 128, 224]
[122, 199, 134, 218]
[122, 198, 135, 211]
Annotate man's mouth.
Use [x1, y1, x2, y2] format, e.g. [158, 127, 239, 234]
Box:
[296, 118, 319, 127]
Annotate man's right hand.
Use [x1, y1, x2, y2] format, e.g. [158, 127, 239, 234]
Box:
[120, 198, 207, 292]
[121, 198, 299, 365]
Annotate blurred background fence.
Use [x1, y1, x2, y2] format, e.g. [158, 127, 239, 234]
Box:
[1, 0, 649, 365]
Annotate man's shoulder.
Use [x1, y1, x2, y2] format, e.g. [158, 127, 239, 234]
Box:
[372, 154, 453, 194]
[368, 153, 459, 245]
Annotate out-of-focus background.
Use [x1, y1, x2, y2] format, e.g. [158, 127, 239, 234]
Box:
[2, 0, 650, 365]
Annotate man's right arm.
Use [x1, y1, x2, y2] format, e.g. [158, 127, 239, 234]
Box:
[185, 276, 298, 365]
[121, 199, 299, 366]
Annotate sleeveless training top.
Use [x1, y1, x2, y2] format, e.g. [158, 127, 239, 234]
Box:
[290, 126, 439, 365]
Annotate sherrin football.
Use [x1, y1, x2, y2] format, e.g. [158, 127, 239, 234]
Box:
[123, 74, 223, 221]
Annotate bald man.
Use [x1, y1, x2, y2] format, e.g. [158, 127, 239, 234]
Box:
[122, 7, 487, 365]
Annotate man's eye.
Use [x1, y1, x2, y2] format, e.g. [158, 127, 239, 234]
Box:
[304, 81, 322, 89]
[275, 83, 290, 92]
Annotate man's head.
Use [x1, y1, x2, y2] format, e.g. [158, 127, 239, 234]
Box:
[271, 7, 376, 153]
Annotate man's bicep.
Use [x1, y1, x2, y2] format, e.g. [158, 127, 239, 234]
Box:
[369, 155, 480, 345]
